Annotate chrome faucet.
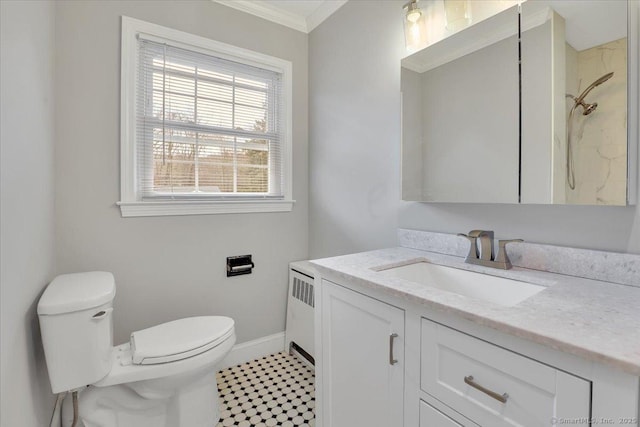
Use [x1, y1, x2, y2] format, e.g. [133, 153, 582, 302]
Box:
[458, 230, 523, 270]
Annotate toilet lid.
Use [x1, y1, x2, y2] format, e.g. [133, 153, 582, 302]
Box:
[130, 316, 234, 365]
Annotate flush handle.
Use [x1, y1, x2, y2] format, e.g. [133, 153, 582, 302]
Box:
[92, 308, 113, 320]
[389, 333, 398, 365]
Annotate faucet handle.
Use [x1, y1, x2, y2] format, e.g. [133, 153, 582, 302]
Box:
[468, 230, 494, 238]
[495, 239, 524, 268]
[470, 230, 494, 260]
[458, 233, 479, 260]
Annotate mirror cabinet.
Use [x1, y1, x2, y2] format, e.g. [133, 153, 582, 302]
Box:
[401, 0, 638, 205]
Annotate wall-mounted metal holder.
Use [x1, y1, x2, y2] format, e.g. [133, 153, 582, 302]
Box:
[226, 255, 254, 277]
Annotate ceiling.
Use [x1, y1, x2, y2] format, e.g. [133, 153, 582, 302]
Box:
[546, 0, 627, 51]
[212, 0, 349, 33]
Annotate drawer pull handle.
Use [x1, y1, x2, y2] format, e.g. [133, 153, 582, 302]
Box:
[389, 333, 398, 365]
[464, 375, 509, 403]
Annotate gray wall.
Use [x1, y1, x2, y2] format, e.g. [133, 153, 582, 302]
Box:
[1, 1, 56, 425]
[54, 1, 309, 345]
[419, 33, 519, 203]
[309, 0, 403, 258]
[309, 0, 640, 257]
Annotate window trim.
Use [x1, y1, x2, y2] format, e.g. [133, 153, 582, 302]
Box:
[119, 16, 294, 217]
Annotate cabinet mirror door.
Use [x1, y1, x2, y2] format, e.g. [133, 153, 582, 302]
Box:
[402, 4, 520, 203]
[401, 0, 637, 205]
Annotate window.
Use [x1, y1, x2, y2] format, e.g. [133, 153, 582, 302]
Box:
[119, 17, 293, 217]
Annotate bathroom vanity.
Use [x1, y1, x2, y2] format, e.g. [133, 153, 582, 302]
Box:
[311, 230, 640, 427]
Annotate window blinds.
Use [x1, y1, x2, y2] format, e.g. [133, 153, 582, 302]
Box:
[136, 37, 284, 199]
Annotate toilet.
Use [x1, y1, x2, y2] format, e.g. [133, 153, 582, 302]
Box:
[37, 271, 236, 427]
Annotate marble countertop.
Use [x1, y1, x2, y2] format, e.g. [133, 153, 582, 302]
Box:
[310, 247, 640, 376]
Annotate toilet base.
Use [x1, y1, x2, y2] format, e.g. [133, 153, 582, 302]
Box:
[61, 369, 220, 427]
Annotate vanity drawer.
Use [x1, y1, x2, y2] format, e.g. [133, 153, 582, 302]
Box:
[420, 400, 479, 427]
[421, 318, 590, 427]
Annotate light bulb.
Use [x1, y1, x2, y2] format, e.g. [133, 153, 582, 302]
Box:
[406, 9, 422, 24]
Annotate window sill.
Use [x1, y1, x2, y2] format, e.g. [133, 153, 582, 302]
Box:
[117, 199, 295, 217]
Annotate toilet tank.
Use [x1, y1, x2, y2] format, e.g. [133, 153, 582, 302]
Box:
[38, 272, 116, 393]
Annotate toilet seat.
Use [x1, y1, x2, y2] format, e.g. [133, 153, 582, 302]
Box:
[131, 316, 234, 365]
[94, 316, 235, 388]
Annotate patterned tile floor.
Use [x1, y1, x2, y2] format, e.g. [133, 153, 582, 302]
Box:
[216, 352, 315, 427]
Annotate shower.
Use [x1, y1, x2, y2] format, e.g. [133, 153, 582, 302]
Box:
[566, 72, 614, 190]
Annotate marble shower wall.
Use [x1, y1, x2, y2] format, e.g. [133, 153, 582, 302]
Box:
[566, 38, 627, 205]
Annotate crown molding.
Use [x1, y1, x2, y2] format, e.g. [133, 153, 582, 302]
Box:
[212, 0, 348, 33]
[307, 0, 348, 32]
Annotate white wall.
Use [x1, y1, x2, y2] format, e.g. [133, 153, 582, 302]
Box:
[54, 1, 309, 345]
[1, 1, 56, 425]
[309, 0, 640, 257]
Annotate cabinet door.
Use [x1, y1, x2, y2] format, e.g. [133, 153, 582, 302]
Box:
[321, 280, 404, 427]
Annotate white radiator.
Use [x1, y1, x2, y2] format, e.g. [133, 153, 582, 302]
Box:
[285, 261, 316, 364]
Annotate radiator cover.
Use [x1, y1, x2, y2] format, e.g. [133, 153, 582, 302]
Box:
[285, 261, 315, 362]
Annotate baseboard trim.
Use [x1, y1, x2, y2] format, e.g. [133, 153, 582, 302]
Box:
[219, 331, 285, 370]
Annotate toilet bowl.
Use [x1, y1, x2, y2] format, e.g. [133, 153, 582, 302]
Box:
[38, 272, 235, 427]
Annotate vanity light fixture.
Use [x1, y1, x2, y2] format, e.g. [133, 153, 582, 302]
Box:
[403, 0, 427, 51]
[444, 0, 472, 32]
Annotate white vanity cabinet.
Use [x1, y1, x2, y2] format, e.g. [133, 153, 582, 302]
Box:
[315, 274, 640, 427]
[318, 280, 405, 427]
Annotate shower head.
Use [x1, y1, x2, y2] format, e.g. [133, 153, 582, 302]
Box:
[567, 72, 613, 115]
[581, 102, 598, 115]
[592, 71, 614, 86]
[574, 72, 614, 105]
[566, 95, 599, 115]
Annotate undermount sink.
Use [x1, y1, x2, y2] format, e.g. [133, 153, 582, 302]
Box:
[377, 261, 545, 307]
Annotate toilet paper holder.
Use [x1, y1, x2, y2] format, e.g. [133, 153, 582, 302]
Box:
[226, 255, 255, 277]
